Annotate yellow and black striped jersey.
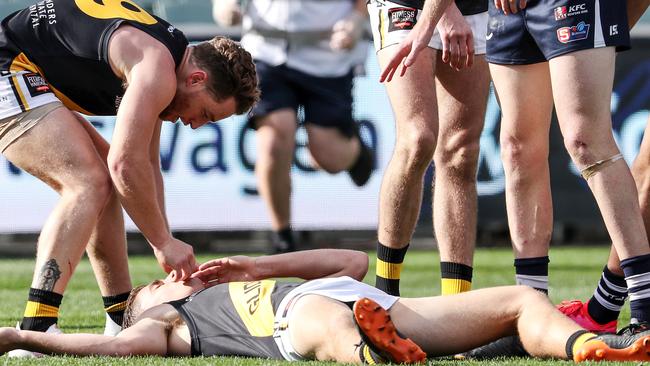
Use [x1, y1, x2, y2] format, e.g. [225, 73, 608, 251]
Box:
[0, 0, 188, 115]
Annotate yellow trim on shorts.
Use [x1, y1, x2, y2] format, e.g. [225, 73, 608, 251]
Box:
[376, 259, 402, 280]
[10, 53, 93, 115]
[10, 74, 29, 110]
[24, 301, 59, 318]
[229, 280, 276, 337]
[441, 278, 472, 295]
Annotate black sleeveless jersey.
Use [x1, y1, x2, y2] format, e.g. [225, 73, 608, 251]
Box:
[0, 0, 188, 115]
[389, 0, 488, 16]
[168, 280, 301, 358]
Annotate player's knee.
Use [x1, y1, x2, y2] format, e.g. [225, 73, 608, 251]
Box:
[434, 138, 480, 182]
[513, 285, 547, 306]
[395, 131, 436, 171]
[72, 167, 113, 210]
[500, 134, 546, 171]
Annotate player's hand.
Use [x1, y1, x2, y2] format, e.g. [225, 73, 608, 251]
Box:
[212, 0, 242, 26]
[380, 17, 435, 82]
[152, 237, 198, 282]
[494, 0, 527, 15]
[0, 327, 18, 355]
[190, 256, 258, 285]
[330, 12, 366, 50]
[436, 5, 474, 70]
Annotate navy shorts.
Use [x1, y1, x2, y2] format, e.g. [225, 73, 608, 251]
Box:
[486, 0, 630, 64]
[248, 61, 356, 137]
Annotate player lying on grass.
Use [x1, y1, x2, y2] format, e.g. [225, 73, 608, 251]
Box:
[1, 249, 650, 363]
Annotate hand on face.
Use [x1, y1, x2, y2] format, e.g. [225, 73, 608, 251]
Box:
[153, 237, 198, 282]
[190, 255, 258, 286]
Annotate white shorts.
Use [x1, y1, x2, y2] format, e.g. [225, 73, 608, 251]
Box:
[0, 70, 59, 120]
[272, 276, 398, 361]
[367, 0, 487, 55]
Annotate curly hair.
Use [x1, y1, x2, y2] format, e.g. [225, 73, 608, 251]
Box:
[191, 36, 260, 115]
[121, 284, 147, 329]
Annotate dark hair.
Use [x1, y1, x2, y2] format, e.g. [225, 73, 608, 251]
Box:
[121, 284, 147, 329]
[191, 36, 260, 115]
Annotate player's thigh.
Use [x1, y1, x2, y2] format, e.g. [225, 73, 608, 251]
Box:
[377, 46, 438, 137]
[73, 113, 110, 162]
[434, 54, 490, 147]
[3, 105, 108, 192]
[254, 109, 298, 153]
[390, 286, 539, 355]
[490, 62, 554, 145]
[549, 47, 616, 140]
[289, 295, 357, 360]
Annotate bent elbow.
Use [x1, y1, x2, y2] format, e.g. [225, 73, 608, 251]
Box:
[346, 250, 369, 281]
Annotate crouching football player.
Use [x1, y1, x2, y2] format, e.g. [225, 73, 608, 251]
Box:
[1, 249, 649, 363]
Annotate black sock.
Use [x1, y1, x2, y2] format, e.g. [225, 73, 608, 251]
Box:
[514, 256, 549, 294]
[621, 254, 650, 323]
[587, 265, 628, 324]
[20, 288, 62, 331]
[375, 242, 409, 296]
[103, 291, 131, 327]
[565, 330, 596, 360]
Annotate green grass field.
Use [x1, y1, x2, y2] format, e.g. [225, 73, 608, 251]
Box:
[0, 246, 642, 365]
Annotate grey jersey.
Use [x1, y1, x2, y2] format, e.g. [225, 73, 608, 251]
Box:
[168, 280, 300, 358]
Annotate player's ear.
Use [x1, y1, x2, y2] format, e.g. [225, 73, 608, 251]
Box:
[187, 70, 207, 87]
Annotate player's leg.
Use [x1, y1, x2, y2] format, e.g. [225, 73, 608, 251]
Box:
[287, 295, 363, 363]
[433, 52, 489, 295]
[2, 105, 113, 333]
[490, 61, 554, 293]
[551, 47, 650, 323]
[392, 286, 650, 361]
[255, 109, 298, 251]
[75, 115, 132, 334]
[250, 61, 300, 253]
[632, 115, 650, 242]
[302, 71, 372, 186]
[372, 47, 438, 296]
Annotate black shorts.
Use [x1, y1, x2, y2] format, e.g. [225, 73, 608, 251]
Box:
[486, 0, 630, 65]
[248, 61, 356, 137]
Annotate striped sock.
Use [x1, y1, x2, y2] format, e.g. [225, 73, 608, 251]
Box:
[514, 256, 549, 294]
[440, 262, 473, 295]
[357, 341, 387, 364]
[103, 292, 130, 327]
[566, 330, 597, 360]
[587, 266, 628, 324]
[20, 288, 62, 331]
[621, 254, 650, 323]
[375, 242, 408, 296]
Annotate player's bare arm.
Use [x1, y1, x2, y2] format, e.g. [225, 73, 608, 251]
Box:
[436, 2, 474, 70]
[191, 249, 369, 284]
[380, 0, 453, 82]
[106, 25, 197, 280]
[0, 314, 173, 357]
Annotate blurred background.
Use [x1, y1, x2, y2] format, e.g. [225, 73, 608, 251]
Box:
[0, 0, 649, 255]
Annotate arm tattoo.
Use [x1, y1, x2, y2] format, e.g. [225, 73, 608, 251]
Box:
[37, 259, 62, 291]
